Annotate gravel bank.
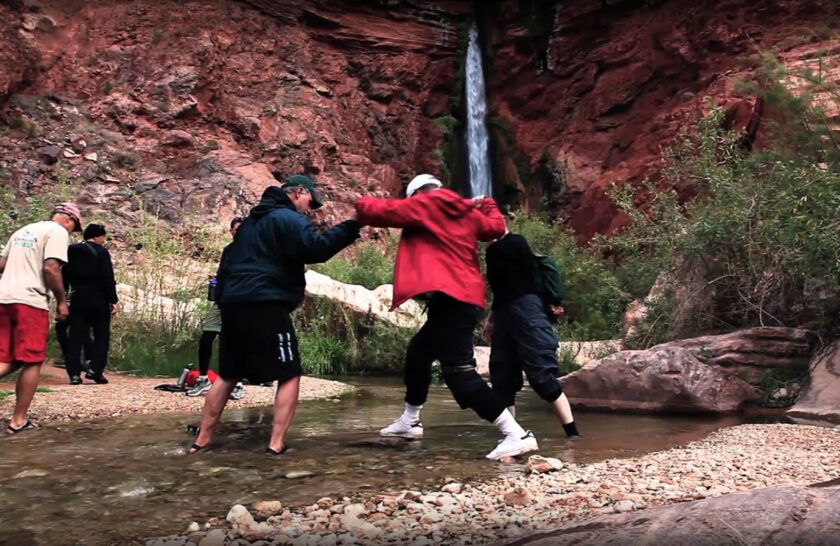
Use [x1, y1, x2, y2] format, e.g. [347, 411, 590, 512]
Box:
[0, 372, 353, 424]
[148, 423, 840, 546]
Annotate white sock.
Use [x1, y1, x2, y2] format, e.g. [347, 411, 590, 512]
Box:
[401, 403, 422, 423]
[494, 409, 526, 439]
[199, 375, 208, 380]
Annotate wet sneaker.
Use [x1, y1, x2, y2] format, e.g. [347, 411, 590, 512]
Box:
[379, 418, 423, 439]
[486, 430, 539, 460]
[186, 376, 212, 397]
[229, 383, 245, 401]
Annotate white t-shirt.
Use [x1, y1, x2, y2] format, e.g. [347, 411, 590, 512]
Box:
[0, 220, 70, 310]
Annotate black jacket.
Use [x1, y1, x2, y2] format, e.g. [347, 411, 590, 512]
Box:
[217, 187, 360, 309]
[63, 241, 118, 306]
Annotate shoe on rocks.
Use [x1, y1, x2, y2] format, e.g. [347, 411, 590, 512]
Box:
[486, 431, 539, 460]
[186, 376, 213, 397]
[70, 375, 82, 385]
[379, 418, 423, 439]
[84, 371, 109, 384]
[229, 383, 245, 401]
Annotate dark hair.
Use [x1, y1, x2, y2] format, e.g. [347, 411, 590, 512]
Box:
[413, 183, 440, 195]
[230, 217, 246, 228]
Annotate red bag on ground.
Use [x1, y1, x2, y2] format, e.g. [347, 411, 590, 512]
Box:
[184, 369, 219, 387]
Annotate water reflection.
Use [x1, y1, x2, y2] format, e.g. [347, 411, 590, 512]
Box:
[0, 377, 747, 545]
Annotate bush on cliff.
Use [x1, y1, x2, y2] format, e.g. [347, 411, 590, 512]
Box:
[607, 55, 840, 346]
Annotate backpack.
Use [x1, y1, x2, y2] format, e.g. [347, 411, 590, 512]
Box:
[533, 253, 565, 306]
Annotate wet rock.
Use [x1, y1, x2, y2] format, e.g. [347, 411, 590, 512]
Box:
[284, 470, 314, 479]
[526, 455, 565, 474]
[252, 501, 283, 518]
[197, 529, 226, 546]
[187, 522, 200, 533]
[441, 483, 463, 494]
[226, 504, 273, 537]
[14, 469, 48, 478]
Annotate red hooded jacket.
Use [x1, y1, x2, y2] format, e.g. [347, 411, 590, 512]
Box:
[355, 188, 506, 310]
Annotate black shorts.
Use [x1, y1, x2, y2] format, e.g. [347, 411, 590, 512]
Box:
[219, 301, 302, 385]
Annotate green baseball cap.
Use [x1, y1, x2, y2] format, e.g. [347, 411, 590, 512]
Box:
[282, 174, 323, 209]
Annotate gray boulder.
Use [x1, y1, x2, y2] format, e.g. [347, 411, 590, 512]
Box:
[788, 340, 840, 424]
[494, 480, 840, 546]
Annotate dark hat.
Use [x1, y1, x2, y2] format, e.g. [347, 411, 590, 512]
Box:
[83, 223, 106, 240]
[281, 174, 323, 209]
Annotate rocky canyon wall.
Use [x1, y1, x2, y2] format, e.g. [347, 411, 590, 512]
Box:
[1, 0, 838, 242]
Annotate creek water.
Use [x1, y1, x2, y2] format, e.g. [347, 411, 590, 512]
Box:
[0, 378, 744, 546]
[465, 22, 492, 198]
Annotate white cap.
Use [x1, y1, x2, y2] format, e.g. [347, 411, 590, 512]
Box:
[406, 174, 442, 198]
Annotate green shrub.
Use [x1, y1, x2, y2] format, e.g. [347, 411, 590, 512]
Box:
[509, 214, 632, 341]
[311, 238, 395, 290]
[607, 54, 840, 343]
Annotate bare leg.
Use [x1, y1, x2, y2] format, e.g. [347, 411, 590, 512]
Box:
[268, 376, 300, 452]
[551, 393, 574, 424]
[10, 363, 42, 429]
[192, 378, 237, 451]
[0, 361, 22, 379]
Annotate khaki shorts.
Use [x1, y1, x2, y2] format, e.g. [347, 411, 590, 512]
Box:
[202, 304, 222, 332]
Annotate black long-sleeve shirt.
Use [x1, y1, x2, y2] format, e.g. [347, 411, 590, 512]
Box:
[63, 241, 118, 306]
[485, 233, 541, 310]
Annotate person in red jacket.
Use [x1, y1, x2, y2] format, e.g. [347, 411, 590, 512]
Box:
[355, 174, 538, 460]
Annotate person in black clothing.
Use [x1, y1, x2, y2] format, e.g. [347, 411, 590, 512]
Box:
[63, 224, 118, 385]
[190, 175, 360, 455]
[482, 230, 580, 438]
[54, 320, 92, 369]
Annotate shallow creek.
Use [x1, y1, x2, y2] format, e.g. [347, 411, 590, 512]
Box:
[0, 377, 745, 545]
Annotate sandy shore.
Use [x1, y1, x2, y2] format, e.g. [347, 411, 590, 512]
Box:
[0, 363, 353, 424]
[145, 423, 840, 546]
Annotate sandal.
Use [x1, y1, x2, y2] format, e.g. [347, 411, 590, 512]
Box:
[6, 419, 36, 436]
[266, 445, 290, 456]
[188, 442, 208, 454]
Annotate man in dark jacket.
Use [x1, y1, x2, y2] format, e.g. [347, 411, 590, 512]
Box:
[355, 174, 538, 461]
[190, 175, 360, 455]
[63, 223, 118, 385]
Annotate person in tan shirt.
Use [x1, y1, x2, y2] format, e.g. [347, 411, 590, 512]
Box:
[0, 203, 82, 435]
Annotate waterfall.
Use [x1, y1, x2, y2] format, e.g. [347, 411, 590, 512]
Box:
[465, 22, 492, 198]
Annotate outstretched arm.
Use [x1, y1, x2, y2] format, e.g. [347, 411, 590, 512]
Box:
[295, 219, 361, 264]
[355, 196, 429, 229]
[473, 197, 506, 241]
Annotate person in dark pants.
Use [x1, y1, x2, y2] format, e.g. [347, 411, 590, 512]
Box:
[63, 224, 118, 385]
[355, 174, 538, 460]
[54, 320, 92, 369]
[482, 230, 580, 438]
[187, 217, 245, 400]
[190, 175, 360, 454]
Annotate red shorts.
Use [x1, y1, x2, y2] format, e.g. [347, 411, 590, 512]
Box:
[0, 303, 50, 363]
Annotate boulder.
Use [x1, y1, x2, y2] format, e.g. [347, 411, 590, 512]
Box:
[37, 145, 62, 164]
[492, 481, 840, 546]
[661, 327, 817, 384]
[563, 346, 759, 413]
[788, 340, 840, 424]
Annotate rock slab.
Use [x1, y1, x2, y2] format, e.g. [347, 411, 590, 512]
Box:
[788, 339, 840, 424]
[492, 480, 840, 546]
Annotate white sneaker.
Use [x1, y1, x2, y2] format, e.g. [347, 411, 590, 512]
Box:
[379, 418, 424, 439]
[229, 383, 245, 401]
[486, 430, 538, 460]
[186, 376, 212, 397]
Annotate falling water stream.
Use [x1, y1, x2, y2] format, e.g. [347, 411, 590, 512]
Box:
[0, 378, 747, 546]
[466, 22, 492, 198]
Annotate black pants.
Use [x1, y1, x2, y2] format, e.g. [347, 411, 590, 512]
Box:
[404, 293, 506, 422]
[198, 330, 218, 376]
[56, 320, 92, 363]
[489, 294, 563, 407]
[66, 303, 111, 378]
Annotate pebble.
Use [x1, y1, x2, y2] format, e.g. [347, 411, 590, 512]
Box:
[151, 424, 840, 546]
